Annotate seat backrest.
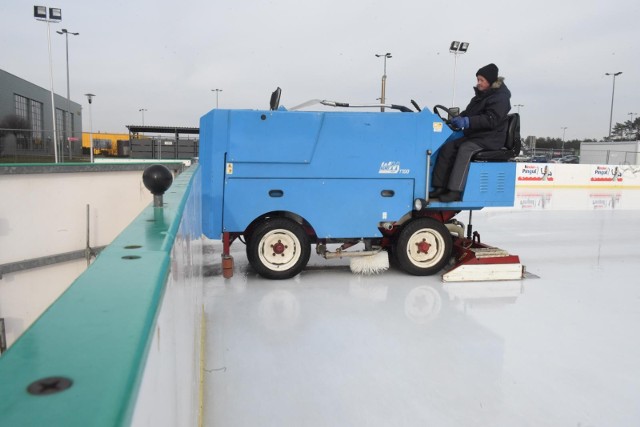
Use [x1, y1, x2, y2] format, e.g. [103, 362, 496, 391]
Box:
[270, 87, 282, 111]
[472, 113, 521, 161]
[504, 113, 521, 156]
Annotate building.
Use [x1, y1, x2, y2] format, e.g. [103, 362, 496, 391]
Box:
[0, 68, 82, 161]
[81, 132, 130, 157]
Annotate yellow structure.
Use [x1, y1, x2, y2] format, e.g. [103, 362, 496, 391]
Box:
[82, 132, 130, 157]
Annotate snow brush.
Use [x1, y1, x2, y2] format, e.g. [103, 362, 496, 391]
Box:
[350, 251, 390, 275]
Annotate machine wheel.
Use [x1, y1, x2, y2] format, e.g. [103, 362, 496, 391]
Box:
[394, 218, 452, 276]
[246, 217, 311, 280]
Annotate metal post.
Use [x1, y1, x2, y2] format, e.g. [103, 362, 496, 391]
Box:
[380, 75, 386, 112]
[0, 318, 6, 354]
[61, 31, 71, 163]
[57, 29, 78, 162]
[561, 127, 567, 154]
[86, 204, 91, 266]
[449, 41, 469, 108]
[85, 94, 95, 162]
[451, 53, 458, 107]
[46, 21, 59, 163]
[606, 72, 623, 138]
[425, 150, 432, 200]
[34, 7, 62, 162]
[212, 89, 222, 108]
[89, 103, 93, 162]
[62, 31, 68, 162]
[375, 53, 391, 112]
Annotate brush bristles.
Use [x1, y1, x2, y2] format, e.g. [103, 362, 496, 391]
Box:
[350, 251, 389, 275]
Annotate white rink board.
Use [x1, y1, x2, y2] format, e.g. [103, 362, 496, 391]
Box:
[515, 162, 640, 188]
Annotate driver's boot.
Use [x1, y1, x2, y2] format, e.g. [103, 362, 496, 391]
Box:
[438, 191, 462, 202]
[429, 187, 446, 199]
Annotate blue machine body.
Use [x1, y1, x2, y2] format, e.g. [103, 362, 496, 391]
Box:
[200, 107, 516, 240]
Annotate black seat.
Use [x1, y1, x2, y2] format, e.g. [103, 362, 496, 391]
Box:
[472, 113, 521, 161]
[270, 87, 282, 111]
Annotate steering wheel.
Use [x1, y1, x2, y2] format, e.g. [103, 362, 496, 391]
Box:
[433, 104, 461, 131]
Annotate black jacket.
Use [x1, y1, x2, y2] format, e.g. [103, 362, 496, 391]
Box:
[461, 78, 511, 150]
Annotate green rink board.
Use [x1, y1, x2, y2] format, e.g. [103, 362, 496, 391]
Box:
[0, 164, 200, 426]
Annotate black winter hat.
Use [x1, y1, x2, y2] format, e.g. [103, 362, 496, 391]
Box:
[476, 63, 499, 85]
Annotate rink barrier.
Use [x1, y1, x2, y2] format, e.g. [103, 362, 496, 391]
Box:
[515, 162, 640, 189]
[0, 165, 203, 427]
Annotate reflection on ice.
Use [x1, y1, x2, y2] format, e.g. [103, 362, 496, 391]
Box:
[514, 188, 640, 210]
[404, 285, 442, 325]
[443, 281, 524, 310]
[258, 289, 301, 332]
[589, 191, 622, 209]
[348, 276, 388, 302]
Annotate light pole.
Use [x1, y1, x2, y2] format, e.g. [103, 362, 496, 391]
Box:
[85, 94, 95, 163]
[56, 28, 79, 162]
[139, 108, 147, 125]
[449, 41, 469, 108]
[211, 89, 222, 108]
[605, 72, 622, 139]
[514, 104, 524, 114]
[375, 53, 392, 112]
[628, 112, 637, 123]
[561, 126, 568, 154]
[34, 6, 62, 163]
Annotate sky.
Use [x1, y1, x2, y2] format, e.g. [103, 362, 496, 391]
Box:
[1, 0, 638, 140]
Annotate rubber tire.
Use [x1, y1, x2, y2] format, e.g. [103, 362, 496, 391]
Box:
[394, 217, 452, 276]
[246, 217, 311, 280]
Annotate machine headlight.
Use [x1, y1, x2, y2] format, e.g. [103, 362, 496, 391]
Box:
[414, 198, 426, 211]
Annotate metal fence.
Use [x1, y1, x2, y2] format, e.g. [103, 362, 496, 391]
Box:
[578, 150, 639, 165]
[1, 129, 200, 163]
[130, 137, 199, 160]
[513, 147, 640, 165]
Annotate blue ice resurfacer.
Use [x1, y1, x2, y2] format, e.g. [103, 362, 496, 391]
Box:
[200, 89, 522, 280]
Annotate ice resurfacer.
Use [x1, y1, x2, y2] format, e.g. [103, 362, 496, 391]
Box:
[200, 89, 524, 281]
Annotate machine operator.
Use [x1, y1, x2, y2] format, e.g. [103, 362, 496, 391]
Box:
[429, 63, 512, 202]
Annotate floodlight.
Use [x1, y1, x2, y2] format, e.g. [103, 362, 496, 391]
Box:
[34, 6, 47, 18]
[34, 5, 64, 162]
[449, 41, 470, 106]
[49, 8, 61, 20]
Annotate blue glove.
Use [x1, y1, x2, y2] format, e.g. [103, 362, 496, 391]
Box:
[451, 116, 469, 129]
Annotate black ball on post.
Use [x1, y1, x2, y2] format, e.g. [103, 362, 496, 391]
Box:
[143, 164, 173, 207]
